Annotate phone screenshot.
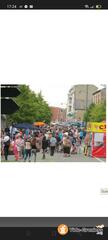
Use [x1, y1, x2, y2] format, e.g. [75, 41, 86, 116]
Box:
[0, 1, 108, 239]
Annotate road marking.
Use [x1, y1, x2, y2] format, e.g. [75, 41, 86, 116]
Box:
[92, 156, 105, 162]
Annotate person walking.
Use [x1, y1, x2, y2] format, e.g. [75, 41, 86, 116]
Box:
[50, 134, 57, 156]
[79, 130, 83, 142]
[84, 132, 91, 156]
[31, 137, 37, 161]
[3, 135, 10, 161]
[13, 136, 19, 161]
[63, 136, 71, 157]
[55, 133, 61, 152]
[35, 133, 42, 153]
[24, 138, 32, 162]
[42, 135, 48, 159]
[13, 134, 24, 160]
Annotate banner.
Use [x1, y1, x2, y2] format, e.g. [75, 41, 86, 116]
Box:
[87, 122, 106, 133]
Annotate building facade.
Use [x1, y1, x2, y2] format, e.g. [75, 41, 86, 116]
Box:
[1, 115, 7, 129]
[67, 84, 98, 121]
[50, 106, 66, 123]
[93, 88, 106, 104]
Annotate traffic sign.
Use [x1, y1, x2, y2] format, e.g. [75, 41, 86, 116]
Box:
[1, 85, 21, 114]
[1, 87, 21, 97]
[1, 84, 18, 86]
[1, 98, 20, 114]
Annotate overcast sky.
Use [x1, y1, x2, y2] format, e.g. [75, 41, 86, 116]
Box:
[29, 82, 103, 108]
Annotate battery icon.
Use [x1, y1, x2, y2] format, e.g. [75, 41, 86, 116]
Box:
[96, 5, 102, 9]
[29, 5, 34, 8]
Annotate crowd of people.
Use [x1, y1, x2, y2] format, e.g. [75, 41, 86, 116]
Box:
[0, 124, 92, 161]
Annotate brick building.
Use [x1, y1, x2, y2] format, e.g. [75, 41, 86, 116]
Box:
[50, 106, 66, 123]
[93, 88, 106, 104]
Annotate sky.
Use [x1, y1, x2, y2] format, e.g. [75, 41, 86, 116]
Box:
[29, 83, 103, 108]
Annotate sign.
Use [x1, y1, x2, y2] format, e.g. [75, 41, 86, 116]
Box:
[1, 98, 20, 114]
[1, 87, 21, 97]
[87, 122, 106, 133]
[1, 85, 21, 114]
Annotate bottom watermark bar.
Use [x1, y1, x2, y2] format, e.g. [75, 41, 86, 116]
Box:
[0, 217, 108, 240]
[0, 227, 108, 239]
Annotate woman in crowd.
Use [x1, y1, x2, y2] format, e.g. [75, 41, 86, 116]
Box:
[50, 134, 57, 156]
[31, 136, 37, 161]
[63, 135, 71, 157]
[14, 134, 24, 160]
[24, 138, 32, 161]
[84, 132, 91, 157]
[3, 134, 10, 161]
[42, 134, 48, 159]
[35, 132, 42, 152]
[55, 133, 61, 152]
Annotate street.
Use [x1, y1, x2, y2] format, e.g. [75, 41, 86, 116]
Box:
[1, 152, 106, 162]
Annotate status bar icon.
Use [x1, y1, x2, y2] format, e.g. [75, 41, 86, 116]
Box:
[19, 5, 23, 8]
[29, 5, 34, 8]
[24, 5, 28, 8]
[84, 4, 89, 8]
[96, 4, 102, 9]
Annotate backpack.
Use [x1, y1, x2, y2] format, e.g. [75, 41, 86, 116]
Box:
[50, 137, 56, 147]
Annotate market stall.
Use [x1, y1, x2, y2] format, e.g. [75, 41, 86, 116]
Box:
[87, 122, 106, 158]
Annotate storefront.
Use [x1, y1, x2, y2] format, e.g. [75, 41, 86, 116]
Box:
[87, 122, 106, 158]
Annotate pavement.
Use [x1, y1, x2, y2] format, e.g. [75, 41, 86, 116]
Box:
[1, 152, 106, 162]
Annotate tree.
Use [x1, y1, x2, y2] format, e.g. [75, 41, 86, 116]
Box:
[83, 103, 95, 122]
[83, 102, 106, 123]
[7, 85, 52, 124]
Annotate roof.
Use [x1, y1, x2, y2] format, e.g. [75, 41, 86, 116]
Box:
[93, 87, 106, 95]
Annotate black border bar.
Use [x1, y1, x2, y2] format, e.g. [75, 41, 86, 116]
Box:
[0, 218, 108, 240]
[0, 0, 108, 9]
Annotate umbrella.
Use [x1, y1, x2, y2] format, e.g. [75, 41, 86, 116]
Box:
[14, 123, 37, 130]
[33, 122, 46, 126]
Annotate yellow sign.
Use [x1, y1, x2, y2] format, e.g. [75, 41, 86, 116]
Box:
[87, 122, 106, 133]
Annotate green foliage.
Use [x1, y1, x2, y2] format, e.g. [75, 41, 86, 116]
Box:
[7, 85, 52, 124]
[83, 102, 106, 123]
